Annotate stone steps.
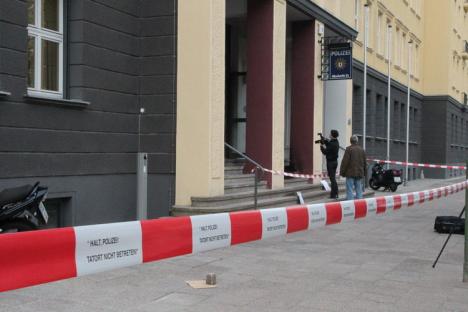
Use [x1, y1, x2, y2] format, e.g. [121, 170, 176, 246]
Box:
[170, 158, 374, 216]
[172, 188, 374, 216]
[191, 181, 331, 207]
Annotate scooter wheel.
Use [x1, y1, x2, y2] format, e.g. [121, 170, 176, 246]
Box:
[389, 183, 398, 192]
[369, 178, 380, 190]
[0, 221, 36, 234]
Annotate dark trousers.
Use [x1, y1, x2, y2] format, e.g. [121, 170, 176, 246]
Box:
[327, 160, 338, 198]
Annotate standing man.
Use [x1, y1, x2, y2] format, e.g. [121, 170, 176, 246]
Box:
[320, 130, 340, 199]
[340, 135, 367, 200]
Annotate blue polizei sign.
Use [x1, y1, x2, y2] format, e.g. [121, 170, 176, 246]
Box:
[328, 43, 352, 80]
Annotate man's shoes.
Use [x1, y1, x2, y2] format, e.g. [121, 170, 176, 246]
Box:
[329, 195, 339, 199]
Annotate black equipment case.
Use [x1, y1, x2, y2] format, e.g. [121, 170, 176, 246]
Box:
[434, 216, 465, 235]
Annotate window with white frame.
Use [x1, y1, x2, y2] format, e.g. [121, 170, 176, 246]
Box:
[27, 0, 63, 98]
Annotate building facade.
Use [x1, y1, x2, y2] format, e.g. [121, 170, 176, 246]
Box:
[0, 0, 467, 226]
[0, 0, 177, 226]
[175, 0, 357, 206]
[350, 0, 468, 179]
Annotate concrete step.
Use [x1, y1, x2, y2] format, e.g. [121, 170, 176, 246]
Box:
[223, 176, 331, 193]
[224, 173, 256, 184]
[171, 190, 374, 216]
[192, 181, 328, 207]
[225, 158, 245, 166]
[224, 180, 268, 194]
[224, 164, 244, 175]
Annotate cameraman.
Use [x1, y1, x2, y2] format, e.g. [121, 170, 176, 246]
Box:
[320, 130, 340, 199]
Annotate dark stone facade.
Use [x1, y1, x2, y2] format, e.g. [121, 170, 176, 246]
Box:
[352, 60, 423, 181]
[421, 96, 468, 178]
[0, 0, 177, 226]
[352, 60, 468, 180]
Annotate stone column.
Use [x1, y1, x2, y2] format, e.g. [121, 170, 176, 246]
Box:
[175, 0, 225, 205]
[313, 21, 325, 175]
[245, 0, 286, 189]
[290, 21, 315, 174]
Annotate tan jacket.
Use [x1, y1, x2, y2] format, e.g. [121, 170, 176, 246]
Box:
[340, 144, 367, 178]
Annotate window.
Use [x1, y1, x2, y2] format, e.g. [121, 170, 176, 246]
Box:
[409, 107, 413, 140]
[400, 103, 405, 140]
[414, 44, 419, 77]
[395, 28, 400, 66]
[377, 11, 383, 54]
[451, 114, 455, 144]
[401, 33, 406, 69]
[413, 108, 418, 141]
[386, 20, 392, 60]
[27, 0, 63, 98]
[393, 101, 399, 139]
[384, 97, 388, 137]
[466, 121, 468, 145]
[355, 0, 360, 32]
[461, 118, 465, 146]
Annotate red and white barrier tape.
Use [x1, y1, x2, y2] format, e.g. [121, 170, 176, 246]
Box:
[368, 159, 467, 170]
[1, 180, 467, 292]
[263, 168, 332, 179]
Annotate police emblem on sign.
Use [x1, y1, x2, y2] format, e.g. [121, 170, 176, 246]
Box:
[335, 58, 347, 70]
[328, 43, 353, 80]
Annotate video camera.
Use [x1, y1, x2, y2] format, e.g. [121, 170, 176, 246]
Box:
[314, 133, 329, 145]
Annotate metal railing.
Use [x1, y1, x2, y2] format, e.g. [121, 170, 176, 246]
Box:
[224, 142, 265, 210]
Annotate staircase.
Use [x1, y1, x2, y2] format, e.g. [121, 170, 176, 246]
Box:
[171, 159, 374, 216]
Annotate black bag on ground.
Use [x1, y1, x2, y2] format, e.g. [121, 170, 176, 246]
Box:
[434, 216, 465, 235]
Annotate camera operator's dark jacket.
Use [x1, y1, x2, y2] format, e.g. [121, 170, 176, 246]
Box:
[340, 143, 367, 178]
[320, 138, 339, 162]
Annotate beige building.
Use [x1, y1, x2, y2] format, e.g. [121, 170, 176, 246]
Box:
[321, 0, 468, 178]
[173, 0, 468, 214]
[423, 0, 468, 103]
[320, 0, 467, 103]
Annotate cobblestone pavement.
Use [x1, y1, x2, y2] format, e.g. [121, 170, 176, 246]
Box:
[1, 178, 467, 312]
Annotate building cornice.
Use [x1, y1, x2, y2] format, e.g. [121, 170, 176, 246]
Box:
[287, 0, 358, 39]
[423, 95, 468, 111]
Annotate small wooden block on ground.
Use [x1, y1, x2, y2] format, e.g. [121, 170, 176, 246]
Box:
[186, 280, 217, 289]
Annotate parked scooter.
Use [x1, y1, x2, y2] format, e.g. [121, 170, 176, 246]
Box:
[0, 182, 49, 233]
[369, 163, 403, 192]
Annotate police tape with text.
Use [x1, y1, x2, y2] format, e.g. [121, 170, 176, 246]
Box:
[0, 180, 467, 292]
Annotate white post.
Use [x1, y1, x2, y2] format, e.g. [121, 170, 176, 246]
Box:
[137, 108, 147, 220]
[386, 25, 392, 169]
[405, 40, 412, 186]
[363, 3, 369, 151]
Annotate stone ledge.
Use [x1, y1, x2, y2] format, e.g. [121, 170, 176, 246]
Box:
[0, 91, 11, 99]
[24, 95, 90, 108]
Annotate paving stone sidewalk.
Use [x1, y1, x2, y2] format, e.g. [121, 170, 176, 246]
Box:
[0, 178, 467, 312]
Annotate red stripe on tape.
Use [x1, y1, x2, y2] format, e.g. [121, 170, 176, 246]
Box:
[141, 217, 192, 262]
[0, 228, 77, 292]
[418, 192, 425, 203]
[444, 187, 449, 196]
[393, 195, 402, 209]
[437, 189, 442, 198]
[230, 211, 262, 245]
[407, 194, 415, 206]
[325, 202, 342, 225]
[376, 197, 386, 214]
[286, 206, 309, 233]
[428, 190, 434, 201]
[354, 199, 367, 219]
